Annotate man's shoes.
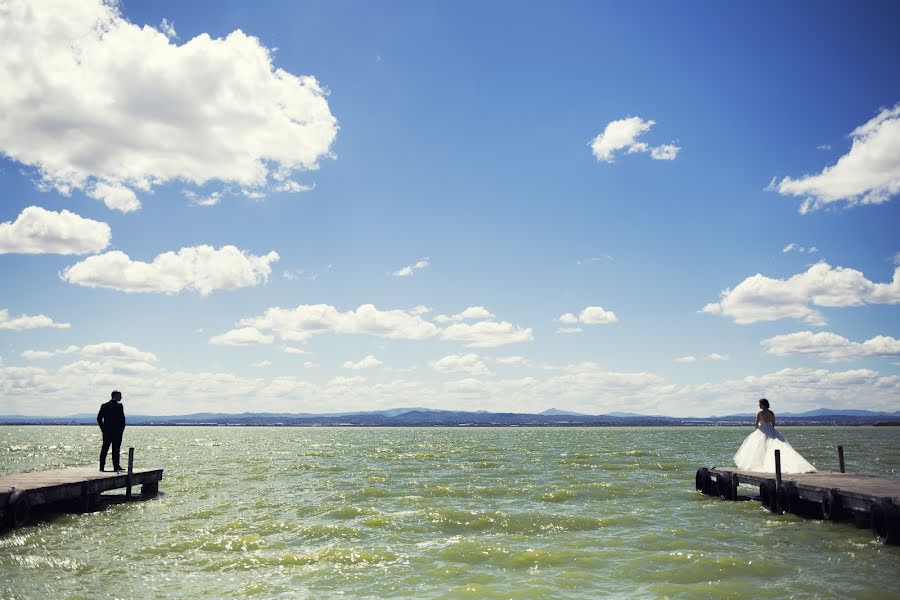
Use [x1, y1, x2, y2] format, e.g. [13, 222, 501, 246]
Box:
[114, 467, 125, 472]
[99, 467, 105, 472]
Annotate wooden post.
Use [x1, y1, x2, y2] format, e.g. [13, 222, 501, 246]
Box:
[126, 447, 134, 500]
[774, 449, 782, 486]
[838, 445, 845, 473]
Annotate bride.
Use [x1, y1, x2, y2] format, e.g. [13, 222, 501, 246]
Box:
[733, 398, 816, 473]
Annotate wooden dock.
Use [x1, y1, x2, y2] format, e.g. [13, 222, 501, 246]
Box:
[696, 460, 900, 545]
[1, 463, 163, 530]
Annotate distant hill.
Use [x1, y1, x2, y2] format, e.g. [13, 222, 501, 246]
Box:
[539, 408, 588, 416]
[2, 406, 898, 426]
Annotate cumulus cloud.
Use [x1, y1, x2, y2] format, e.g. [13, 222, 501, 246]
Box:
[782, 243, 818, 254]
[495, 356, 527, 366]
[675, 356, 697, 364]
[22, 343, 155, 362]
[283, 346, 308, 355]
[81, 342, 157, 362]
[0, 206, 110, 255]
[705, 353, 730, 361]
[761, 331, 900, 362]
[392, 257, 430, 277]
[87, 182, 141, 213]
[344, 355, 383, 370]
[650, 144, 680, 160]
[701, 262, 900, 325]
[441, 321, 534, 348]
[0, 309, 71, 330]
[252, 360, 272, 368]
[579, 306, 619, 324]
[3, 349, 900, 416]
[556, 306, 619, 331]
[590, 116, 680, 163]
[435, 306, 495, 323]
[61, 245, 279, 295]
[0, 0, 336, 211]
[771, 104, 900, 212]
[209, 327, 274, 346]
[22, 346, 80, 360]
[223, 303, 440, 344]
[431, 353, 491, 376]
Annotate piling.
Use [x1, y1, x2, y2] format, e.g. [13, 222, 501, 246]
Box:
[126, 447, 135, 500]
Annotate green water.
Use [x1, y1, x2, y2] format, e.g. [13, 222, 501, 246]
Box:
[1, 426, 898, 598]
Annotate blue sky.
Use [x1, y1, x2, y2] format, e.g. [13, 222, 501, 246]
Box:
[1, 0, 899, 416]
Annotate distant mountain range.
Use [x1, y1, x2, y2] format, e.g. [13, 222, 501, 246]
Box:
[1, 407, 898, 426]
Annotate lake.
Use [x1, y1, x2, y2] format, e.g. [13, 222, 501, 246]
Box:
[1, 426, 898, 598]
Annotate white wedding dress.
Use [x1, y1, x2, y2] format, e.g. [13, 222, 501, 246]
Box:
[733, 421, 816, 473]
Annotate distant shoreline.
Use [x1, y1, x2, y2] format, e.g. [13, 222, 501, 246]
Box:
[2, 421, 898, 428]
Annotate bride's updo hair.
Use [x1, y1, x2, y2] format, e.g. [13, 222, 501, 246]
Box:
[759, 398, 770, 409]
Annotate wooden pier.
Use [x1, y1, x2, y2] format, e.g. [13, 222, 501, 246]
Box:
[0, 449, 163, 530]
[696, 448, 900, 545]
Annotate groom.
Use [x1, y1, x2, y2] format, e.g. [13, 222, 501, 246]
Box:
[97, 390, 126, 472]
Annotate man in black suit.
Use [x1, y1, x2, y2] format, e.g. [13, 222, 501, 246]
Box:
[97, 390, 126, 472]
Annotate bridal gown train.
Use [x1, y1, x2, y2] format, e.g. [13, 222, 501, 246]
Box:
[733, 422, 816, 473]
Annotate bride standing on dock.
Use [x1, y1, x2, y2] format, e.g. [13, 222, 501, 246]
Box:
[733, 398, 816, 473]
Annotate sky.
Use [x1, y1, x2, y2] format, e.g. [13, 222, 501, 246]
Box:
[1, 0, 899, 417]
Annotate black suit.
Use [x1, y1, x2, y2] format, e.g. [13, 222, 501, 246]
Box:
[97, 400, 126, 470]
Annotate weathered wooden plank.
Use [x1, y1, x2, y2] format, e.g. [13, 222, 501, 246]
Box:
[0, 467, 163, 510]
[710, 467, 900, 511]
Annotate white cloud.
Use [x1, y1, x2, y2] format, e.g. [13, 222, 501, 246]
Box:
[701, 262, 900, 325]
[431, 353, 491, 376]
[274, 180, 314, 193]
[0, 309, 71, 331]
[0, 0, 337, 211]
[761, 331, 900, 362]
[209, 327, 274, 346]
[392, 257, 430, 277]
[22, 346, 80, 360]
[782, 243, 818, 254]
[87, 182, 141, 213]
[229, 303, 440, 343]
[61, 245, 279, 295]
[817, 144, 832, 151]
[675, 356, 697, 364]
[590, 116, 679, 163]
[556, 306, 619, 330]
[441, 321, 534, 348]
[435, 306, 495, 323]
[0, 206, 111, 255]
[184, 190, 222, 207]
[81, 342, 157, 362]
[705, 353, 730, 361]
[283, 346, 308, 355]
[556, 327, 584, 334]
[159, 18, 177, 40]
[3, 346, 900, 417]
[252, 360, 272, 368]
[772, 104, 900, 211]
[650, 143, 681, 160]
[344, 355, 383, 370]
[495, 356, 527, 366]
[579, 306, 619, 325]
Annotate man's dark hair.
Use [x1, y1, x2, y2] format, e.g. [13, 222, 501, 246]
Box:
[111, 390, 122, 400]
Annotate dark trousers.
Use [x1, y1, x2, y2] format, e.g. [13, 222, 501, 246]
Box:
[100, 429, 124, 470]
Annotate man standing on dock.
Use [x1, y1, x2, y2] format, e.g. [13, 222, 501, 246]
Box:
[97, 390, 126, 472]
